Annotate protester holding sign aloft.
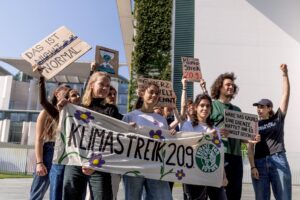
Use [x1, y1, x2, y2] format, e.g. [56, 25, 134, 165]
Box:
[122, 81, 173, 200]
[61, 69, 120, 200]
[29, 69, 72, 200]
[181, 93, 227, 200]
[180, 77, 195, 122]
[248, 64, 291, 200]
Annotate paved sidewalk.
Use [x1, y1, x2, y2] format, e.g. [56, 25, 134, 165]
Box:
[0, 178, 299, 200]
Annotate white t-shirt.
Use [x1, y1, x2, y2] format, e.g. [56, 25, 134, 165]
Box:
[181, 120, 221, 139]
[122, 109, 168, 130]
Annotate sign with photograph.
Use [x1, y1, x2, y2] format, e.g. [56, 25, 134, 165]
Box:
[181, 57, 202, 82]
[224, 109, 258, 140]
[95, 46, 119, 77]
[22, 26, 92, 80]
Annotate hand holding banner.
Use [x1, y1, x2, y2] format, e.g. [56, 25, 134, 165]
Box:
[53, 104, 224, 187]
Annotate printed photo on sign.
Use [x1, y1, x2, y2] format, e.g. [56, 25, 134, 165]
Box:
[21, 26, 92, 80]
[95, 46, 119, 77]
[54, 104, 224, 187]
[224, 109, 258, 140]
[181, 57, 202, 82]
[137, 77, 176, 107]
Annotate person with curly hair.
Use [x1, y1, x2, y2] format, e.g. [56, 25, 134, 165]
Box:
[210, 72, 243, 200]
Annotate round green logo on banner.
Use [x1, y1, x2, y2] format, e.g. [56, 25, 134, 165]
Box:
[195, 143, 221, 173]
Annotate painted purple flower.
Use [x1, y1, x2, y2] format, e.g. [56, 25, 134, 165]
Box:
[212, 135, 221, 148]
[74, 110, 94, 123]
[175, 169, 186, 180]
[149, 130, 165, 140]
[89, 153, 105, 168]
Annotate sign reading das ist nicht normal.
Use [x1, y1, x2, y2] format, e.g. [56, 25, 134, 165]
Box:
[137, 77, 176, 107]
[181, 57, 202, 82]
[224, 109, 258, 140]
[22, 26, 91, 80]
[53, 104, 224, 187]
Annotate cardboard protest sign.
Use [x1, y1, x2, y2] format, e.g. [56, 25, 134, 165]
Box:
[181, 57, 202, 82]
[95, 46, 119, 77]
[224, 109, 258, 140]
[53, 104, 224, 187]
[21, 26, 92, 80]
[137, 77, 176, 107]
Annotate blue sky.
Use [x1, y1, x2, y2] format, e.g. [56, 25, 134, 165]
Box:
[0, 0, 129, 78]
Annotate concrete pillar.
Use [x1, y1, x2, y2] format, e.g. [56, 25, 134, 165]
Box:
[27, 121, 36, 146]
[27, 79, 38, 110]
[0, 119, 10, 142]
[0, 76, 13, 109]
[21, 121, 29, 145]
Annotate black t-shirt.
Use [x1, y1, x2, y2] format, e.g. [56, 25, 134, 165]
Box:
[254, 108, 286, 159]
[84, 98, 120, 120]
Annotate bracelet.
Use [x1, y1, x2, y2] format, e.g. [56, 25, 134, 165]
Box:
[36, 162, 43, 165]
[182, 88, 186, 90]
[251, 166, 256, 170]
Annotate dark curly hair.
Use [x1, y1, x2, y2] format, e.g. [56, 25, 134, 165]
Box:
[192, 93, 214, 128]
[135, 81, 160, 109]
[210, 72, 238, 100]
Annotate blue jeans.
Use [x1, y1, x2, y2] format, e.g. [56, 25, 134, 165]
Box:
[49, 164, 65, 200]
[30, 142, 54, 200]
[123, 175, 172, 200]
[252, 152, 292, 200]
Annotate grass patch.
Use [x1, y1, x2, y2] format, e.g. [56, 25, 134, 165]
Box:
[0, 172, 32, 179]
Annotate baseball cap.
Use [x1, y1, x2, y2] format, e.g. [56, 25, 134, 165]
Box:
[253, 99, 273, 107]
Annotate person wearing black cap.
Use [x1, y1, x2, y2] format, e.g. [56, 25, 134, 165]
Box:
[248, 64, 291, 200]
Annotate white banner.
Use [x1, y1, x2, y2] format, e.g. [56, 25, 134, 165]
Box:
[22, 26, 91, 80]
[224, 109, 258, 140]
[54, 104, 224, 187]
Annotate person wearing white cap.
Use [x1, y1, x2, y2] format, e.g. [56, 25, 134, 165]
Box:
[248, 64, 291, 200]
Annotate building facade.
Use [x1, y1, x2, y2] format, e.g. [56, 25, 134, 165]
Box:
[0, 65, 128, 145]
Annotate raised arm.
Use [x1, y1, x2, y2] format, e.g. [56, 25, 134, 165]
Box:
[180, 77, 187, 118]
[39, 76, 59, 119]
[33, 64, 59, 119]
[279, 64, 290, 114]
[200, 78, 208, 94]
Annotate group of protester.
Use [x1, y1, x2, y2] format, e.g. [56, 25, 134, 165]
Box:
[29, 62, 291, 200]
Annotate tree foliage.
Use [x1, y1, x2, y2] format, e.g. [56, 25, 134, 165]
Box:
[128, 0, 172, 111]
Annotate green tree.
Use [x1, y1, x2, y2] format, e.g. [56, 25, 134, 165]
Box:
[128, 0, 172, 111]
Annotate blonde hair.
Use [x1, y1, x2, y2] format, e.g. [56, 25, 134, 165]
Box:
[82, 72, 111, 106]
